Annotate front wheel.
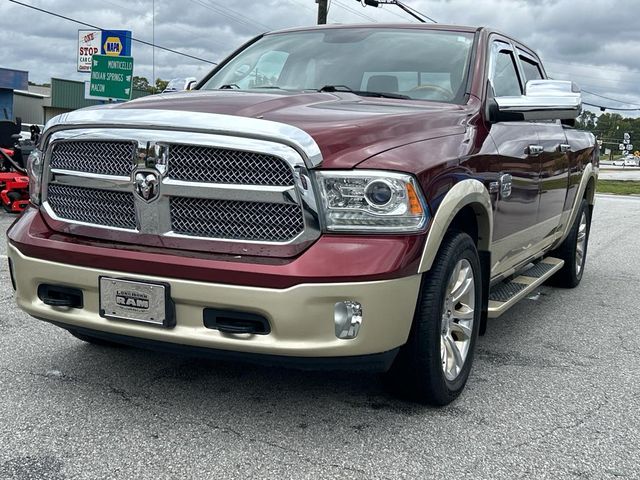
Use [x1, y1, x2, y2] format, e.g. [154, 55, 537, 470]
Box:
[384, 231, 482, 406]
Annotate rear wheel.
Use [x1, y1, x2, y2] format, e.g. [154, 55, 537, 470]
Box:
[547, 199, 591, 288]
[384, 231, 481, 406]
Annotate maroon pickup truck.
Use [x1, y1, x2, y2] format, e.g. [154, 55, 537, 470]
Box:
[8, 24, 597, 405]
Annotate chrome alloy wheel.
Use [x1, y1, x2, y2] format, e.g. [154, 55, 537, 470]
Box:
[575, 211, 588, 276]
[440, 259, 475, 381]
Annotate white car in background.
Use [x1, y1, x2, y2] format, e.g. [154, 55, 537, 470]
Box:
[623, 155, 640, 167]
[162, 77, 197, 93]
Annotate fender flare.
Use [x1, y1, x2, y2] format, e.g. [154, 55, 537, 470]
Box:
[554, 163, 597, 248]
[418, 179, 493, 273]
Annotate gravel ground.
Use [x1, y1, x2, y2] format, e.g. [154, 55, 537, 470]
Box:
[0, 195, 638, 479]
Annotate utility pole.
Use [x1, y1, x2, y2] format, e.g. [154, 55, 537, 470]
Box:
[316, 0, 328, 24]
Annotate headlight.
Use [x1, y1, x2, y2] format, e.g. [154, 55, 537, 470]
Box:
[27, 149, 43, 205]
[314, 170, 428, 233]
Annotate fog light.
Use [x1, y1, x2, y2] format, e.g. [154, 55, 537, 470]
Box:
[334, 301, 362, 339]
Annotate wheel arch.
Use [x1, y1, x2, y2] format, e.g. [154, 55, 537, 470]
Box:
[418, 179, 493, 274]
[555, 163, 597, 248]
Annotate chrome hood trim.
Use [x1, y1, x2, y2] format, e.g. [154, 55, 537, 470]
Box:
[44, 107, 323, 168]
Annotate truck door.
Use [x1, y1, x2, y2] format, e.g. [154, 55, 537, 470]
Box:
[486, 40, 542, 276]
[516, 51, 570, 230]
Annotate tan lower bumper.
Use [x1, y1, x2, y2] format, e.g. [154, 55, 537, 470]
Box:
[8, 244, 421, 357]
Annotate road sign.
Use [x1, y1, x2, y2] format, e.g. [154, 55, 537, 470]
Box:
[619, 144, 625, 151]
[626, 144, 633, 151]
[78, 30, 102, 72]
[624, 132, 631, 140]
[90, 54, 134, 100]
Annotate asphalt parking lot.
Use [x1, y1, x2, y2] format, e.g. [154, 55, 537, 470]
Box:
[1, 195, 638, 480]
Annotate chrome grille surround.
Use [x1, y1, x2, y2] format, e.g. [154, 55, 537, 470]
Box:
[40, 124, 321, 257]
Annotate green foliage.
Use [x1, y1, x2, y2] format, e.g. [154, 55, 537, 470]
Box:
[578, 112, 640, 152]
[132, 75, 150, 91]
[597, 180, 640, 196]
[154, 78, 169, 93]
[131, 76, 168, 94]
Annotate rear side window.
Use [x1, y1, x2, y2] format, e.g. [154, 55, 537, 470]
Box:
[492, 50, 522, 97]
[520, 56, 544, 83]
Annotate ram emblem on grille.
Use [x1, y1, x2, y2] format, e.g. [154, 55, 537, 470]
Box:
[134, 172, 159, 201]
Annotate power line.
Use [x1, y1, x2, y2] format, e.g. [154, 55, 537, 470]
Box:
[333, 0, 379, 22]
[378, 3, 420, 21]
[355, 1, 437, 24]
[548, 71, 639, 88]
[396, 1, 437, 23]
[545, 60, 638, 76]
[582, 90, 640, 108]
[187, 0, 272, 32]
[8, 0, 217, 65]
[583, 102, 640, 112]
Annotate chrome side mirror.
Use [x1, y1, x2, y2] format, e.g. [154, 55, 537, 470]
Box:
[493, 80, 582, 121]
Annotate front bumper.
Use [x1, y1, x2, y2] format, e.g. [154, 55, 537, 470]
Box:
[8, 243, 421, 361]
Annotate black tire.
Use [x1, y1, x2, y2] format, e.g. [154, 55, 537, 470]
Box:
[69, 330, 124, 347]
[383, 231, 482, 406]
[547, 199, 591, 288]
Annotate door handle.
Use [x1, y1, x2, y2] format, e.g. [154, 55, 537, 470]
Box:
[559, 144, 572, 153]
[528, 145, 544, 156]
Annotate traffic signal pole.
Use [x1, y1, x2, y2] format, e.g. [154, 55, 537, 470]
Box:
[317, 0, 328, 24]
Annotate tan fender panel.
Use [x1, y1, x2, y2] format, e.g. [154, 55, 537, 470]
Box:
[418, 179, 493, 273]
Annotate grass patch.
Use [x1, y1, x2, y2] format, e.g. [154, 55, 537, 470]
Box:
[597, 180, 640, 195]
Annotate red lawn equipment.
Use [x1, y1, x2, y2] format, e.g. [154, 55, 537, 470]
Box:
[0, 119, 37, 214]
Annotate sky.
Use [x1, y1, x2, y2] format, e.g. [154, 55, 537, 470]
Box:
[1, 0, 640, 116]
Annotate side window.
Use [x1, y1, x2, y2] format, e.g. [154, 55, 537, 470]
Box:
[519, 56, 544, 83]
[491, 49, 522, 97]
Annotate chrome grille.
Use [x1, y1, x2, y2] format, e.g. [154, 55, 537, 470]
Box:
[47, 184, 136, 230]
[50, 141, 135, 176]
[43, 127, 320, 257]
[168, 144, 294, 186]
[170, 197, 304, 242]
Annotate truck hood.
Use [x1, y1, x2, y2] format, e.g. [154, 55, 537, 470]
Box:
[112, 90, 469, 169]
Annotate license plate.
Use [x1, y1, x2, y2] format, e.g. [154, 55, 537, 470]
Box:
[99, 277, 174, 327]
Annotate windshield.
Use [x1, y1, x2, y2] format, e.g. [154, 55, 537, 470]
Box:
[200, 28, 475, 103]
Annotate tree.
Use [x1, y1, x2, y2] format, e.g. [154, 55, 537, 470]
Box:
[152, 78, 168, 94]
[576, 110, 596, 130]
[132, 76, 150, 91]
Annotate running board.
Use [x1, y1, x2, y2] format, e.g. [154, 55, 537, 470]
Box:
[487, 257, 564, 318]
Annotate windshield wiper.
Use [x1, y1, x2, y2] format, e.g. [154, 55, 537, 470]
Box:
[318, 85, 410, 100]
[250, 85, 283, 90]
[219, 84, 240, 89]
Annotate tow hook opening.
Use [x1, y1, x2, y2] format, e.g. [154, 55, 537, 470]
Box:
[203, 308, 271, 335]
[38, 284, 84, 309]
